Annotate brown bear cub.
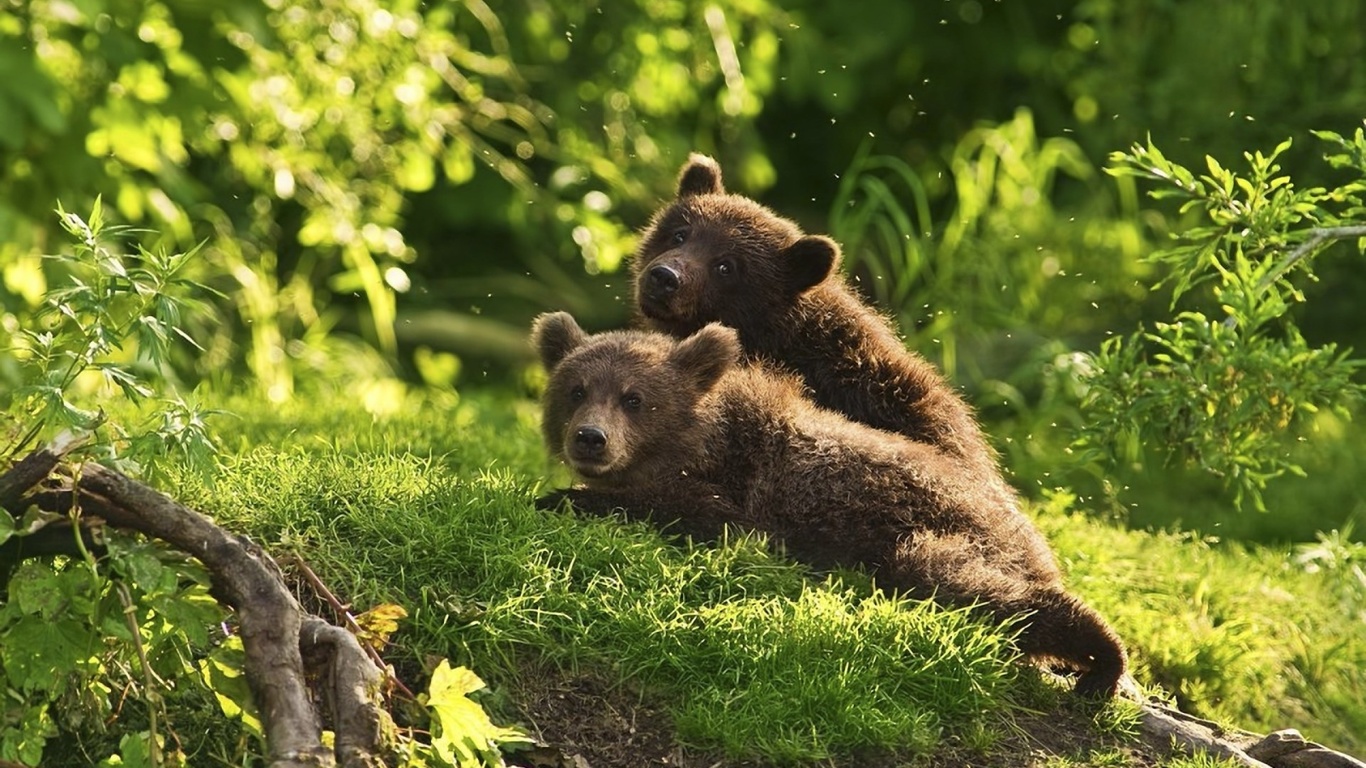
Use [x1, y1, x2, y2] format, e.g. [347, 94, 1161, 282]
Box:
[532, 312, 1128, 698]
[632, 154, 998, 480]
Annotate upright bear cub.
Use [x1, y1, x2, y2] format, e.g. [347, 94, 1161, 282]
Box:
[633, 154, 998, 480]
[533, 312, 1128, 698]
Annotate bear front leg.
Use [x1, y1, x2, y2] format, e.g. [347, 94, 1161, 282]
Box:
[535, 481, 743, 544]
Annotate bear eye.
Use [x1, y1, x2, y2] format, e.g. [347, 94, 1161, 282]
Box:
[621, 392, 643, 412]
[669, 228, 688, 246]
[569, 385, 586, 403]
[714, 259, 735, 277]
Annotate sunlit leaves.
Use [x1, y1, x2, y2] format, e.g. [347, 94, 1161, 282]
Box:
[832, 109, 1147, 377]
[1081, 132, 1366, 510]
[2, 202, 217, 468]
[1313, 126, 1366, 226]
[1081, 313, 1360, 510]
[197, 636, 263, 738]
[353, 603, 409, 653]
[1107, 135, 1362, 306]
[0, 535, 227, 766]
[424, 661, 531, 768]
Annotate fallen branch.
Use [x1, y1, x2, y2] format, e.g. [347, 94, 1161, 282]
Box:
[0, 449, 391, 768]
[0, 429, 86, 509]
[287, 554, 417, 702]
[300, 618, 388, 768]
[1136, 701, 1272, 768]
[1132, 693, 1366, 768]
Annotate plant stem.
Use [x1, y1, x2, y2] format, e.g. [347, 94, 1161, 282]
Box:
[285, 554, 416, 701]
[117, 581, 167, 767]
[1256, 225, 1366, 294]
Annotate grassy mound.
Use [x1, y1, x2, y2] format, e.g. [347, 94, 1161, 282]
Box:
[180, 391, 1021, 762]
[151, 386, 1360, 765]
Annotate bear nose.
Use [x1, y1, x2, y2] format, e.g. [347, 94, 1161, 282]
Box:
[645, 264, 680, 296]
[573, 426, 607, 455]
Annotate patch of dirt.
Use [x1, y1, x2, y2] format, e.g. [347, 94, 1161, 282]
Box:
[500, 665, 1186, 768]
[505, 666, 729, 768]
[928, 704, 1169, 768]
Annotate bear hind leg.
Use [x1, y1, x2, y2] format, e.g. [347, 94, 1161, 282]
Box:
[1014, 586, 1128, 698]
[887, 534, 1128, 698]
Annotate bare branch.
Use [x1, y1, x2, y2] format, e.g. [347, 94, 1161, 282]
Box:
[1257, 225, 1366, 294]
[287, 555, 417, 701]
[1137, 702, 1272, 768]
[300, 618, 387, 768]
[68, 463, 332, 767]
[0, 431, 89, 509]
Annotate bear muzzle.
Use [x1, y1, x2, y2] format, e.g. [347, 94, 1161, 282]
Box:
[638, 264, 688, 324]
[644, 264, 681, 296]
[567, 425, 613, 476]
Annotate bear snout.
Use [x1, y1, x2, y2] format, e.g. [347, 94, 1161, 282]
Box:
[644, 264, 681, 297]
[570, 425, 608, 461]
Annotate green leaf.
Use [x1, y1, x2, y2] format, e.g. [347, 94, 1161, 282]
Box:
[198, 636, 263, 736]
[427, 660, 530, 767]
[109, 543, 166, 588]
[17, 505, 64, 535]
[88, 195, 105, 239]
[2, 617, 95, 691]
[2, 701, 56, 767]
[98, 731, 152, 768]
[9, 563, 66, 618]
[0, 508, 15, 547]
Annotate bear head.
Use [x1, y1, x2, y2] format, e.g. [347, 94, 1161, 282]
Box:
[632, 154, 843, 339]
[531, 311, 740, 489]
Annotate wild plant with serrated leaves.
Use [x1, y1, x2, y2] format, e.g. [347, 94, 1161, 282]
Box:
[1, 198, 223, 479]
[0, 201, 238, 765]
[1076, 127, 1366, 510]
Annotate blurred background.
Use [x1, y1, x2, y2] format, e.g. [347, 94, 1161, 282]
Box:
[2, 0, 1364, 542]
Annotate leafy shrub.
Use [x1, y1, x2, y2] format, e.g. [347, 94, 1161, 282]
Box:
[1079, 129, 1366, 510]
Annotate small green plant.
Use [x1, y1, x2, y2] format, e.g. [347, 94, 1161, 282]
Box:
[830, 109, 1145, 379]
[0, 201, 238, 766]
[1159, 753, 1244, 768]
[1294, 523, 1366, 623]
[0, 509, 230, 765]
[1, 199, 222, 478]
[1076, 128, 1366, 510]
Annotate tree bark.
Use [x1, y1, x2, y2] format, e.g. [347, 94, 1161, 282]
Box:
[1133, 695, 1366, 768]
[1136, 702, 1273, 768]
[0, 451, 389, 768]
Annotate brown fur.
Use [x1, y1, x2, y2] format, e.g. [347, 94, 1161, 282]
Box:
[632, 154, 999, 479]
[532, 313, 1128, 698]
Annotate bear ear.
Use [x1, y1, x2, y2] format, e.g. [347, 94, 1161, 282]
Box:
[531, 312, 588, 371]
[677, 154, 725, 198]
[670, 323, 740, 390]
[783, 235, 840, 294]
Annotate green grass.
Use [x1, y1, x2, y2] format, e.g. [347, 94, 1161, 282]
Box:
[169, 389, 1023, 763]
[1160, 756, 1243, 768]
[134, 385, 1365, 764]
[1034, 491, 1366, 752]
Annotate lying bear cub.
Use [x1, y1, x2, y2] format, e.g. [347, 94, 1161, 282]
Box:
[532, 311, 1128, 698]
